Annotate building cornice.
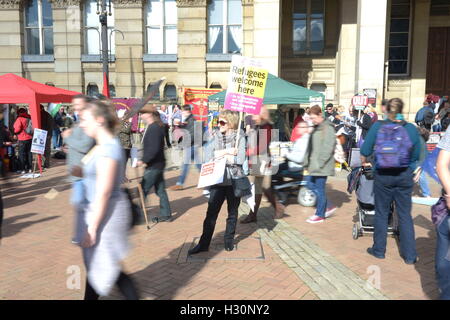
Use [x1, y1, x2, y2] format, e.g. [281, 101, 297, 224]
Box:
[177, 0, 207, 7]
[114, 0, 143, 8]
[0, 0, 21, 9]
[48, 0, 81, 8]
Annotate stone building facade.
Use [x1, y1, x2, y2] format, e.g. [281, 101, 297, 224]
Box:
[0, 0, 449, 117]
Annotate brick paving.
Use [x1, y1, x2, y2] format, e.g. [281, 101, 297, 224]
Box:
[0, 151, 442, 300]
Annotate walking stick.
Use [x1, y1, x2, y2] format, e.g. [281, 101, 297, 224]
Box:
[137, 183, 150, 230]
[133, 164, 150, 230]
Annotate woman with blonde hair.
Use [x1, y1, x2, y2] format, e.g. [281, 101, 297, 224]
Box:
[78, 99, 138, 300]
[189, 109, 246, 254]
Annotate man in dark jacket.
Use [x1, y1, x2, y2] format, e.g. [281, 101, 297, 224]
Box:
[139, 109, 172, 223]
[40, 105, 54, 168]
[13, 108, 33, 173]
[170, 104, 202, 190]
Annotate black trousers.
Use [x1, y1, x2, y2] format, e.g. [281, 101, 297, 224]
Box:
[84, 272, 139, 300]
[18, 139, 33, 171]
[164, 125, 171, 147]
[198, 185, 240, 248]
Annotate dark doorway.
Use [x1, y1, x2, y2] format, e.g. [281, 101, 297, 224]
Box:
[426, 27, 450, 96]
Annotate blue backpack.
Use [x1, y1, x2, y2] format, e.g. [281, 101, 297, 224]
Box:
[374, 121, 413, 169]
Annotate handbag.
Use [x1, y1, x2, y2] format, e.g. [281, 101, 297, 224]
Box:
[229, 164, 252, 198]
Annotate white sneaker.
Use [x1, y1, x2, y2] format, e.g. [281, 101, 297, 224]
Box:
[325, 206, 337, 218]
[306, 215, 325, 224]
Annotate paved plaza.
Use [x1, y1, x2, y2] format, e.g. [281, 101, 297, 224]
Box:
[0, 151, 442, 300]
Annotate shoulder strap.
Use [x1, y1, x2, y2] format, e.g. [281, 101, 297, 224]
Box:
[81, 145, 98, 165]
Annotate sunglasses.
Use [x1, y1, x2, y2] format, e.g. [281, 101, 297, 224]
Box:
[218, 120, 228, 126]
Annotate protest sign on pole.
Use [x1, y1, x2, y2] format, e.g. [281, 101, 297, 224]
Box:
[352, 94, 369, 111]
[31, 129, 47, 155]
[363, 89, 377, 105]
[224, 55, 268, 115]
[183, 88, 222, 122]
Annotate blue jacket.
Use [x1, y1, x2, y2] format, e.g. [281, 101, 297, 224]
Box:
[360, 120, 421, 170]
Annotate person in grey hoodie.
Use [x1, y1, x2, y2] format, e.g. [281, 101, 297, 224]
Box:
[62, 94, 96, 244]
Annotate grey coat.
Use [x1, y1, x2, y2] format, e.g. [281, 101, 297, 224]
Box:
[303, 119, 336, 177]
[64, 124, 95, 182]
[205, 130, 246, 186]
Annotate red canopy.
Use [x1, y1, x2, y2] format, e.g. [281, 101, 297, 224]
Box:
[0, 73, 80, 129]
[0, 73, 81, 173]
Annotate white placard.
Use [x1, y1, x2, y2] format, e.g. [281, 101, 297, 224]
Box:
[31, 129, 47, 155]
[197, 157, 227, 189]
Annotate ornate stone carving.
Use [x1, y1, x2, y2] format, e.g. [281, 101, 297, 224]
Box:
[176, 0, 206, 7]
[48, 0, 81, 8]
[114, 0, 143, 8]
[0, 0, 22, 9]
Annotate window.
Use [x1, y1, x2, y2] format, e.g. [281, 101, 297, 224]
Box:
[86, 83, 99, 97]
[430, 0, 450, 16]
[208, 0, 243, 54]
[146, 0, 177, 54]
[388, 0, 412, 75]
[210, 82, 222, 89]
[84, 0, 115, 55]
[292, 0, 324, 55]
[24, 0, 54, 55]
[147, 83, 161, 100]
[163, 84, 177, 101]
[109, 85, 116, 97]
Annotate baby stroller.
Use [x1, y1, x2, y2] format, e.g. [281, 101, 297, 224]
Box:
[350, 166, 398, 240]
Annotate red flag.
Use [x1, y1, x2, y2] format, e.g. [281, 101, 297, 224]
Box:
[102, 72, 110, 98]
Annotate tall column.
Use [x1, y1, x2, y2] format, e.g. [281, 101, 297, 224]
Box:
[50, 0, 83, 92]
[409, 0, 430, 116]
[242, 0, 254, 57]
[0, 0, 23, 75]
[336, 0, 358, 107]
[253, 0, 280, 75]
[355, 0, 388, 105]
[176, 0, 207, 88]
[115, 0, 144, 97]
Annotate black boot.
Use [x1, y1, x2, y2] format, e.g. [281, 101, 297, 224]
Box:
[188, 243, 209, 255]
[224, 240, 234, 251]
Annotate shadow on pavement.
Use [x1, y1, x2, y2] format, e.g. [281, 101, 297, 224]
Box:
[327, 188, 352, 208]
[129, 207, 278, 300]
[1, 213, 60, 238]
[412, 214, 440, 299]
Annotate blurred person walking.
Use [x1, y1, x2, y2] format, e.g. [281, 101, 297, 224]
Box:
[170, 105, 202, 190]
[361, 98, 420, 264]
[189, 110, 246, 254]
[139, 109, 172, 223]
[40, 104, 54, 169]
[435, 126, 450, 299]
[78, 99, 138, 300]
[62, 95, 96, 245]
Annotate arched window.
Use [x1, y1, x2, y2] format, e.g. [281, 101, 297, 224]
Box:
[24, 0, 54, 55]
[147, 83, 161, 100]
[146, 0, 177, 54]
[163, 84, 177, 101]
[87, 83, 99, 97]
[209, 82, 222, 89]
[84, 0, 115, 55]
[207, 0, 242, 54]
[109, 85, 116, 97]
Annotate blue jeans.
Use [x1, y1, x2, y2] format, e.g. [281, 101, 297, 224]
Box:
[372, 168, 417, 261]
[436, 215, 450, 300]
[142, 167, 171, 218]
[419, 170, 431, 197]
[306, 176, 328, 218]
[71, 180, 87, 243]
[177, 145, 202, 186]
[52, 128, 61, 148]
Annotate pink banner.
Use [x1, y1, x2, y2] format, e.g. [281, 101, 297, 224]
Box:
[224, 93, 263, 115]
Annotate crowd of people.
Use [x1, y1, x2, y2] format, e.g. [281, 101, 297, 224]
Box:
[2, 91, 450, 300]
